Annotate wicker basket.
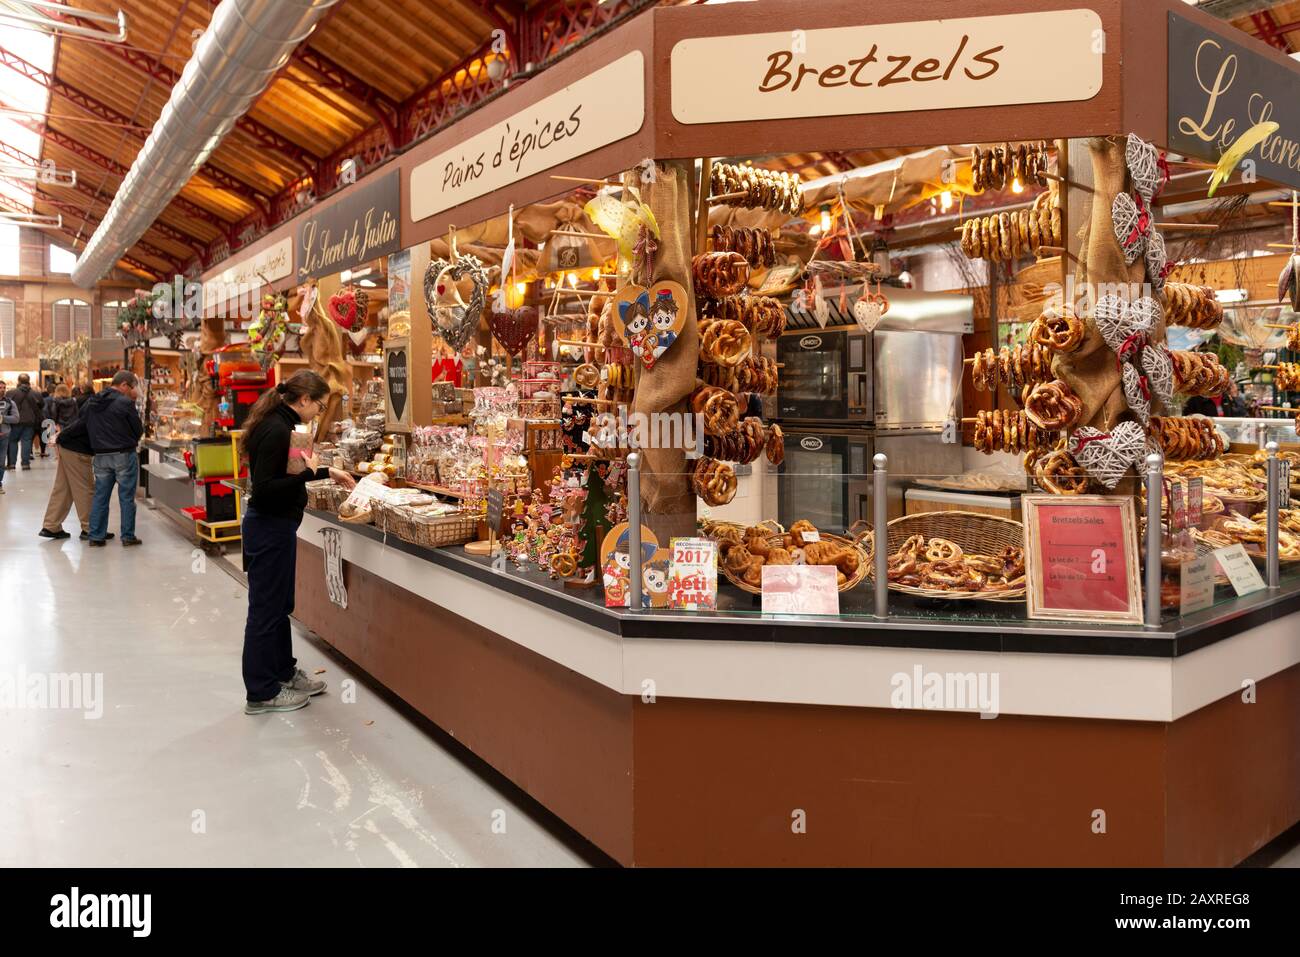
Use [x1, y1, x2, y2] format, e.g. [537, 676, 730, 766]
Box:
[305, 479, 348, 512]
[375, 501, 479, 548]
[884, 511, 1026, 602]
[704, 520, 873, 595]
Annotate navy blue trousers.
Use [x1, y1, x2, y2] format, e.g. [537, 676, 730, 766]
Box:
[241, 506, 300, 701]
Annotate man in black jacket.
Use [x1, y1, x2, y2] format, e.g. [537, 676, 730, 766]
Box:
[84, 372, 144, 546]
[38, 404, 109, 541]
[6, 373, 42, 469]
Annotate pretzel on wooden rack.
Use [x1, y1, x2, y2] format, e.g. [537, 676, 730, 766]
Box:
[1277, 361, 1300, 392]
[692, 457, 738, 506]
[970, 342, 1053, 392]
[704, 417, 765, 464]
[1029, 312, 1085, 354]
[735, 354, 778, 395]
[690, 384, 740, 435]
[960, 191, 1060, 263]
[971, 141, 1050, 192]
[692, 252, 752, 298]
[1288, 323, 1300, 353]
[765, 423, 784, 465]
[701, 362, 738, 391]
[1148, 415, 1224, 461]
[1163, 282, 1224, 330]
[972, 408, 1058, 455]
[1036, 448, 1090, 495]
[710, 163, 803, 214]
[1171, 350, 1230, 397]
[1024, 379, 1083, 431]
[711, 224, 777, 268]
[701, 295, 786, 338]
[698, 317, 752, 367]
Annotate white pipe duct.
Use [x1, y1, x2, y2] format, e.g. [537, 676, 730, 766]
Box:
[71, 0, 339, 286]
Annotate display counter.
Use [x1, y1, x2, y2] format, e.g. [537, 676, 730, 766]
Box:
[293, 508, 1300, 867]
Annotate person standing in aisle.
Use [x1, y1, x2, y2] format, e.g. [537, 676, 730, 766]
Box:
[74, 382, 93, 411]
[0, 381, 17, 493]
[48, 384, 79, 447]
[34, 382, 49, 458]
[240, 371, 354, 715]
[37, 407, 104, 541]
[84, 371, 144, 546]
[7, 373, 42, 469]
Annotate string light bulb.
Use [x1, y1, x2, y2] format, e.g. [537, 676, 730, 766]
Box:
[566, 272, 578, 288]
[820, 207, 832, 233]
[1011, 177, 1024, 194]
[939, 190, 953, 211]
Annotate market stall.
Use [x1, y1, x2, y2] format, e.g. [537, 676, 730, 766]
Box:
[196, 0, 1300, 866]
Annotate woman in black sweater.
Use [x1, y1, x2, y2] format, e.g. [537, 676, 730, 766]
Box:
[240, 370, 355, 714]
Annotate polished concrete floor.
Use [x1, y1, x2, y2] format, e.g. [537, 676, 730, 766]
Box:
[0, 457, 597, 867]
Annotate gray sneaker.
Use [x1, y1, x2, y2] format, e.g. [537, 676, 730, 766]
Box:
[282, 668, 327, 696]
[244, 687, 310, 715]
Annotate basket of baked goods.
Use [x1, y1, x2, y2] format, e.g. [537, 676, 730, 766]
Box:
[1193, 510, 1300, 566]
[704, 518, 872, 595]
[378, 499, 479, 548]
[884, 511, 1026, 601]
[305, 478, 349, 512]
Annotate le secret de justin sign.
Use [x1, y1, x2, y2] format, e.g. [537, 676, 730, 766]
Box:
[296, 170, 400, 281]
[1168, 12, 1300, 192]
[669, 9, 1104, 124]
[410, 51, 645, 222]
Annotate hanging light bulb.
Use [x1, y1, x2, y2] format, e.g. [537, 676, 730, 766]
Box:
[1011, 177, 1024, 194]
[515, 281, 527, 295]
[566, 272, 578, 288]
[820, 207, 832, 233]
[590, 267, 601, 282]
[939, 190, 953, 211]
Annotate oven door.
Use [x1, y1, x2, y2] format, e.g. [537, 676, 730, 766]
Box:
[778, 427, 872, 534]
[778, 330, 848, 422]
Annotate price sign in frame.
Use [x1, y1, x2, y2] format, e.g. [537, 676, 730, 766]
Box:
[1023, 494, 1143, 625]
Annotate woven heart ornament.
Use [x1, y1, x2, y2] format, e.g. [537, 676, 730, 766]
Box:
[1121, 362, 1151, 426]
[1125, 134, 1162, 204]
[1112, 191, 1151, 265]
[1070, 421, 1147, 490]
[423, 254, 489, 352]
[1142, 342, 1175, 409]
[1144, 229, 1168, 294]
[1092, 294, 1157, 353]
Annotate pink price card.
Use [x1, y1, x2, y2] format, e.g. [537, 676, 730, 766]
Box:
[761, 564, 840, 616]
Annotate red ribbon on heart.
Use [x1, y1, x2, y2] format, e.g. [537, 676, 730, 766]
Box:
[1072, 431, 1112, 455]
[1126, 193, 1151, 247]
[1156, 153, 1171, 198]
[328, 289, 358, 330]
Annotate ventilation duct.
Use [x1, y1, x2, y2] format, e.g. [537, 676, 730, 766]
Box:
[71, 0, 338, 286]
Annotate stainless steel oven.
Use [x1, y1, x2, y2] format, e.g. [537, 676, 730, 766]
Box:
[777, 329, 871, 424]
[777, 426, 872, 534]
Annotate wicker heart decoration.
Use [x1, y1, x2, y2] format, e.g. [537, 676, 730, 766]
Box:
[328, 289, 359, 330]
[489, 305, 539, 357]
[1070, 421, 1147, 490]
[1121, 362, 1151, 427]
[1125, 133, 1163, 204]
[1112, 191, 1151, 265]
[1093, 294, 1157, 354]
[1144, 229, 1169, 293]
[423, 254, 489, 352]
[1142, 343, 1175, 409]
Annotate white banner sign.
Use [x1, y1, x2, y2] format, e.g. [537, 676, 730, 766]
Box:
[410, 51, 646, 222]
[670, 9, 1104, 125]
[219, 237, 293, 287]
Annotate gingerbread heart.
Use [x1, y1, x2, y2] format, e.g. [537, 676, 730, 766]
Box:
[1069, 421, 1146, 490]
[613, 280, 687, 371]
[489, 306, 539, 357]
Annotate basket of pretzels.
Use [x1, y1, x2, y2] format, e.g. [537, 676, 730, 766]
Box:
[708, 519, 872, 595]
[883, 511, 1027, 601]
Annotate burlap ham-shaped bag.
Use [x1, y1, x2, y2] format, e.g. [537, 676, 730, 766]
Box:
[1054, 138, 1154, 450]
[628, 161, 700, 542]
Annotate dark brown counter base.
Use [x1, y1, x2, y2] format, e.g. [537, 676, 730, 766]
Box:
[294, 538, 1300, 867]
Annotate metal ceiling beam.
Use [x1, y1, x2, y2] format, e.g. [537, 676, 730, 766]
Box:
[0, 44, 270, 206]
[1, 109, 233, 235]
[1249, 9, 1294, 52]
[50, 10, 318, 171]
[31, 191, 182, 275]
[0, 137, 207, 255]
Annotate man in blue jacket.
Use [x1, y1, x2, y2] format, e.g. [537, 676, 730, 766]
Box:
[84, 371, 144, 547]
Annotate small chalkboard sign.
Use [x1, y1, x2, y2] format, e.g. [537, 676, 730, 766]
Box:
[486, 487, 506, 531]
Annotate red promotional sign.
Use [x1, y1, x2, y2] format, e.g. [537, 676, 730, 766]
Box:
[1023, 495, 1142, 623]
